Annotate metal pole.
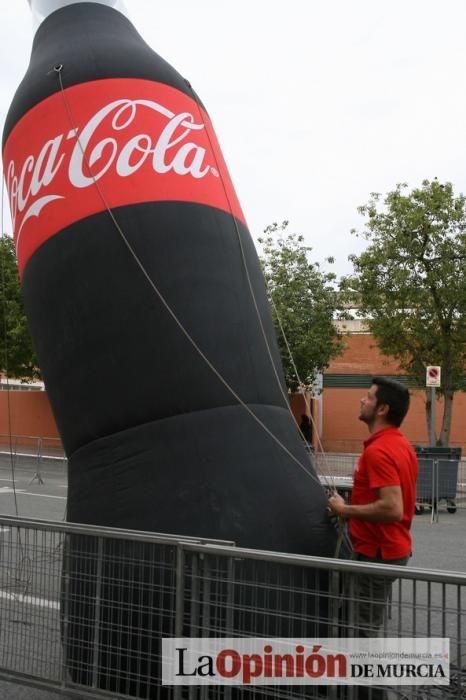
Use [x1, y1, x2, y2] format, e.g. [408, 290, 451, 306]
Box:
[92, 536, 104, 689]
[173, 545, 185, 700]
[317, 392, 323, 439]
[429, 386, 436, 447]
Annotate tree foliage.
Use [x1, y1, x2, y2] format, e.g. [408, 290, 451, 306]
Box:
[258, 221, 344, 392]
[341, 179, 466, 445]
[0, 235, 39, 380]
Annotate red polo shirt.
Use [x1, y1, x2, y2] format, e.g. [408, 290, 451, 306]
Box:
[349, 427, 418, 559]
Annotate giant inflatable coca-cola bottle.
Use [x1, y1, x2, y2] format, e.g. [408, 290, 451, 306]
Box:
[4, 0, 336, 694]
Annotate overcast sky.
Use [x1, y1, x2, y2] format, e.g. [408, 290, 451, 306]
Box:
[1, 0, 466, 276]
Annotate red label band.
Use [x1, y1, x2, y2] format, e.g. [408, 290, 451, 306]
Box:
[3, 78, 246, 275]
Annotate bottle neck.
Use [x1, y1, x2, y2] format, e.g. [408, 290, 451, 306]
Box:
[28, 0, 129, 31]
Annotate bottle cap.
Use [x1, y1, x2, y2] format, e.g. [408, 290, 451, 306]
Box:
[27, 0, 129, 31]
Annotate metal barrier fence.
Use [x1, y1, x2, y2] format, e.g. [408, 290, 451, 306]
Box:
[0, 434, 65, 460]
[321, 440, 465, 458]
[415, 457, 463, 517]
[315, 452, 359, 477]
[0, 515, 463, 699]
[316, 454, 466, 512]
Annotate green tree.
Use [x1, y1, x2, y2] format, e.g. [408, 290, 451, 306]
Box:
[258, 221, 345, 392]
[0, 235, 39, 380]
[341, 180, 466, 445]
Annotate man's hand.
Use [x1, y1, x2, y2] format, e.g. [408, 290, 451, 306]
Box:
[328, 493, 347, 517]
[328, 485, 403, 523]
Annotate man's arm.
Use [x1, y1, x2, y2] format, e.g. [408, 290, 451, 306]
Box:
[328, 485, 403, 523]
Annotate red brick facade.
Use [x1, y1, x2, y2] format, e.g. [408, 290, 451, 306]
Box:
[320, 333, 465, 453]
[0, 390, 59, 443]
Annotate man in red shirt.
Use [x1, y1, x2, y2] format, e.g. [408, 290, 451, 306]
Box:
[328, 377, 418, 637]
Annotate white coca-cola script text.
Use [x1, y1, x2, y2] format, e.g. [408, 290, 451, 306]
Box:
[6, 98, 217, 240]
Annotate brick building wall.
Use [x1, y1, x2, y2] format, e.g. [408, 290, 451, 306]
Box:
[0, 390, 60, 446]
[321, 333, 465, 453]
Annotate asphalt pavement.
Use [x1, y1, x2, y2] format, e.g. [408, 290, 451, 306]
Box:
[0, 454, 67, 523]
[411, 505, 466, 572]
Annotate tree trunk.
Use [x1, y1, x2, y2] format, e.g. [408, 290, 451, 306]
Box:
[424, 389, 435, 445]
[438, 390, 454, 446]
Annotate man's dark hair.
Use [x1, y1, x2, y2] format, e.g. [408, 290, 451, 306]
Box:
[372, 376, 410, 427]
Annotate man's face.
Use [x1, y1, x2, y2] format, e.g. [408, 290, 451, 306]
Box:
[359, 384, 380, 425]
